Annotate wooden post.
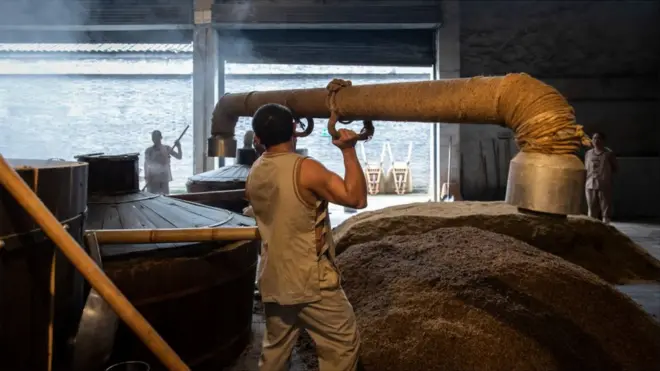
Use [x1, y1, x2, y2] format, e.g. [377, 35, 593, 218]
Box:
[0, 155, 190, 371]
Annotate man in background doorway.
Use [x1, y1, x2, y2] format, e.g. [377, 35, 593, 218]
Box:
[585, 132, 618, 224]
[144, 130, 182, 194]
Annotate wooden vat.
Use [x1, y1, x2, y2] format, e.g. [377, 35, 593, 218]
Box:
[0, 159, 88, 371]
[186, 147, 308, 211]
[186, 148, 257, 212]
[76, 153, 258, 371]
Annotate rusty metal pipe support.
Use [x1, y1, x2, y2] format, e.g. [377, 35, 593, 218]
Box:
[208, 73, 591, 215]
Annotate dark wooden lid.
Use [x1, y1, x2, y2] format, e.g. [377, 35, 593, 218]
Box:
[87, 192, 255, 259]
[187, 164, 251, 184]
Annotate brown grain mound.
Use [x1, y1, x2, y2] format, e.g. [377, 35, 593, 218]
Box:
[332, 202, 660, 284]
[297, 227, 660, 371]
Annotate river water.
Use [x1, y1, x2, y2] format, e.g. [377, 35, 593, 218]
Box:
[0, 57, 433, 192]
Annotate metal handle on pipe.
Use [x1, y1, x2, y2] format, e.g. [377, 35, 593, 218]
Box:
[326, 112, 375, 141]
[293, 117, 315, 137]
[0, 154, 190, 371]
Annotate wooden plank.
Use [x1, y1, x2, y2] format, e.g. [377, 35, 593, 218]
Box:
[212, 2, 443, 28]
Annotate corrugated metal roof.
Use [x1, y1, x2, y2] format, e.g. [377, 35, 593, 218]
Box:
[0, 43, 193, 54]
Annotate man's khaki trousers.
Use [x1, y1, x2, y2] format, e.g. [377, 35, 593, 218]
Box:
[259, 264, 361, 371]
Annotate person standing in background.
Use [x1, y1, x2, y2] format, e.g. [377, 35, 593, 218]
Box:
[144, 130, 182, 194]
[585, 132, 618, 224]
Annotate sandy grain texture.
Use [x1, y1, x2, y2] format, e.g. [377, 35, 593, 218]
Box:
[332, 202, 660, 284]
[296, 227, 660, 371]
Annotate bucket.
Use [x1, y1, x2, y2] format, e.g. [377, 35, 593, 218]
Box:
[106, 361, 151, 371]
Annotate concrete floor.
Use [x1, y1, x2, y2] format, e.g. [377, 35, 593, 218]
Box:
[226, 199, 660, 371]
[612, 220, 660, 319]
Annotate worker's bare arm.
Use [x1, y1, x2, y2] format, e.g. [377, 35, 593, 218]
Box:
[300, 154, 367, 209]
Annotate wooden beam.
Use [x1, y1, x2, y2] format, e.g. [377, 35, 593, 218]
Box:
[212, 2, 443, 29]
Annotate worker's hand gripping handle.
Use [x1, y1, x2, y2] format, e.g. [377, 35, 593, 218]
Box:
[325, 78, 375, 142]
[327, 112, 375, 142]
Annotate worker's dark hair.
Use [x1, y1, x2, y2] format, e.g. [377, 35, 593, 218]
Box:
[592, 132, 606, 141]
[251, 103, 295, 148]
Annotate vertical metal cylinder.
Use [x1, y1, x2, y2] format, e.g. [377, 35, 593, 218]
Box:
[505, 152, 586, 215]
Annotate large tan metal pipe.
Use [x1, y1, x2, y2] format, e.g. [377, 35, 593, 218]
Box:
[209, 73, 590, 155]
[208, 73, 591, 215]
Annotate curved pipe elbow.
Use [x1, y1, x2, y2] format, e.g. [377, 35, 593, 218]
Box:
[492, 73, 590, 154]
[211, 95, 239, 138]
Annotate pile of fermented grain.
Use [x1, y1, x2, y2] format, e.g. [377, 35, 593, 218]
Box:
[332, 202, 660, 284]
[295, 226, 660, 371]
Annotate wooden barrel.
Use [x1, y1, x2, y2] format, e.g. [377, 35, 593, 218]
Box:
[77, 154, 259, 370]
[0, 159, 88, 371]
[75, 152, 139, 195]
[186, 149, 257, 212]
[104, 240, 259, 370]
[186, 148, 308, 211]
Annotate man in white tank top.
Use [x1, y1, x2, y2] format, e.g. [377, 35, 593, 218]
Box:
[144, 130, 182, 194]
[585, 132, 618, 224]
[245, 104, 368, 371]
